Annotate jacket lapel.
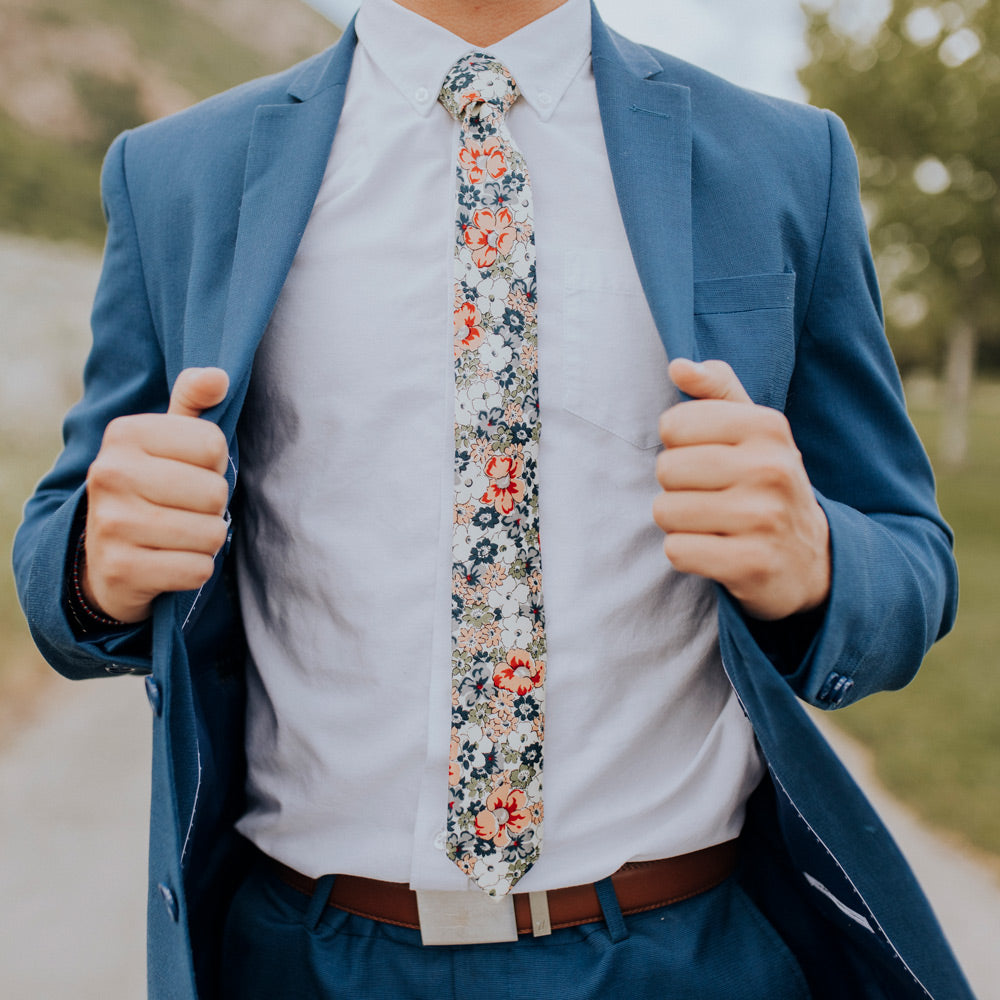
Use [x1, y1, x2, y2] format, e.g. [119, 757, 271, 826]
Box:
[591, 8, 696, 364]
[208, 22, 359, 444]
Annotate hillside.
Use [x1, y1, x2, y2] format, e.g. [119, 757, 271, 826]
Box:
[0, 0, 339, 244]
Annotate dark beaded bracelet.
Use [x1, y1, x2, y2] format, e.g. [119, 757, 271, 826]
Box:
[68, 529, 129, 630]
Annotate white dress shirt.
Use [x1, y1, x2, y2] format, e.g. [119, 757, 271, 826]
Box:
[234, 0, 764, 892]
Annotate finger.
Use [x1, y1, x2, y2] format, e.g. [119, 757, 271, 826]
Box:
[660, 399, 756, 448]
[652, 490, 754, 537]
[100, 415, 230, 476]
[92, 501, 229, 557]
[167, 367, 230, 418]
[668, 358, 752, 404]
[655, 444, 741, 491]
[661, 531, 758, 586]
[660, 399, 773, 448]
[104, 546, 221, 597]
[135, 460, 230, 516]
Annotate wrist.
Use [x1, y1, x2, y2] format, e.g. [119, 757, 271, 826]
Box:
[68, 530, 131, 632]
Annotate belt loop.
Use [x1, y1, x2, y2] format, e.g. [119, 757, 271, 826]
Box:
[305, 874, 337, 932]
[594, 876, 628, 943]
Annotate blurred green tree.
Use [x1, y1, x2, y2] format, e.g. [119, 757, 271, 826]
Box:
[799, 0, 1000, 464]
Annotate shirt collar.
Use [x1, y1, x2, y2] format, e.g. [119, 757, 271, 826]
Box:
[355, 0, 592, 121]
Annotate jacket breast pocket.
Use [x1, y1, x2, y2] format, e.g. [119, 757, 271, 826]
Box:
[560, 251, 675, 450]
[693, 272, 797, 410]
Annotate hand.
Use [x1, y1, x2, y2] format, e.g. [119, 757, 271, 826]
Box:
[652, 359, 830, 621]
[81, 367, 231, 623]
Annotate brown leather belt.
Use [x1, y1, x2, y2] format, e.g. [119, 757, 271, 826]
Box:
[269, 840, 738, 935]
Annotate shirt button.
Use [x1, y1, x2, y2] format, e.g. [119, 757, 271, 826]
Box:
[433, 829, 448, 851]
[537, 91, 552, 107]
[414, 86, 430, 103]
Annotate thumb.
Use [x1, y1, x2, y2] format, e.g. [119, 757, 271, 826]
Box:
[167, 367, 230, 418]
[669, 358, 752, 404]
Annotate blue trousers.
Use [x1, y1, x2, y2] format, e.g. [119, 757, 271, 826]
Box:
[221, 858, 811, 999]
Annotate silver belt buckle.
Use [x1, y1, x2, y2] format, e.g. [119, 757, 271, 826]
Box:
[415, 889, 519, 946]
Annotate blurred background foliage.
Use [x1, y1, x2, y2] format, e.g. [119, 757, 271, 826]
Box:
[0, 0, 338, 243]
[0, 0, 996, 855]
[800, 0, 999, 464]
[799, 0, 999, 858]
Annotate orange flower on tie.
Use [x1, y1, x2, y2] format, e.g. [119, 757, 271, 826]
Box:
[459, 137, 507, 184]
[480, 455, 524, 514]
[448, 737, 462, 787]
[493, 649, 544, 696]
[474, 785, 530, 846]
[464, 208, 516, 268]
[454, 301, 485, 356]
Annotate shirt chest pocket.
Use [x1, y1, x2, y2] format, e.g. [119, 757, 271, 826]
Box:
[559, 251, 675, 450]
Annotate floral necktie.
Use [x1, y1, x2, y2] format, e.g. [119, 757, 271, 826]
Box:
[440, 53, 545, 898]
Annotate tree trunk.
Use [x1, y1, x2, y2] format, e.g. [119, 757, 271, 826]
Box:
[939, 322, 977, 469]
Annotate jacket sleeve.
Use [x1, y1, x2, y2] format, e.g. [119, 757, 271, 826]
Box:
[724, 110, 958, 710]
[12, 131, 169, 680]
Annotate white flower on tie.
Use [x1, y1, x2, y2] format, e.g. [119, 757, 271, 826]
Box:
[472, 858, 511, 889]
[488, 581, 530, 617]
[478, 334, 513, 373]
[506, 722, 538, 752]
[455, 381, 503, 425]
[476, 275, 510, 317]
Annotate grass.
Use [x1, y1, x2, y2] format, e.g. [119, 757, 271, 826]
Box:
[0, 113, 106, 245]
[832, 380, 1000, 858]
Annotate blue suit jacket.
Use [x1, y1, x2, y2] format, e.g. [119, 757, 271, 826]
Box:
[14, 10, 971, 1000]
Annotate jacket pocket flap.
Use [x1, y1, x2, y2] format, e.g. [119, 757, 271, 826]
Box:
[694, 272, 795, 315]
[693, 273, 797, 409]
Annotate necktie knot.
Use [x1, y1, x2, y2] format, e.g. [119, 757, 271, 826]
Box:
[440, 52, 520, 126]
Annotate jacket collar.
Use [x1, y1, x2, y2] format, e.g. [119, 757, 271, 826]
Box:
[591, 5, 696, 365]
[209, 5, 695, 441]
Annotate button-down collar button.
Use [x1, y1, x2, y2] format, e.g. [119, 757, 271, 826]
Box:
[414, 86, 430, 103]
[537, 91, 552, 107]
[145, 676, 163, 717]
[158, 882, 179, 922]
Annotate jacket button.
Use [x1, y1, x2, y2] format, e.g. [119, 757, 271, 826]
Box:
[158, 882, 179, 922]
[817, 670, 855, 707]
[144, 676, 163, 716]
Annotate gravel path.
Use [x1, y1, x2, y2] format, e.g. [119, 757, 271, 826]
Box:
[0, 673, 148, 1000]
[2, 233, 997, 998]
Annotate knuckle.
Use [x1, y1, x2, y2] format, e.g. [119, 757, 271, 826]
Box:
[662, 534, 689, 569]
[743, 492, 784, 533]
[87, 453, 126, 493]
[754, 450, 797, 492]
[92, 500, 133, 538]
[102, 416, 134, 445]
[747, 546, 782, 587]
[208, 477, 230, 514]
[658, 411, 673, 444]
[190, 553, 217, 585]
[206, 432, 229, 466]
[209, 518, 229, 551]
[201, 423, 228, 458]
[651, 493, 673, 530]
[101, 548, 134, 588]
[708, 359, 735, 381]
[654, 450, 671, 485]
[760, 407, 792, 439]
